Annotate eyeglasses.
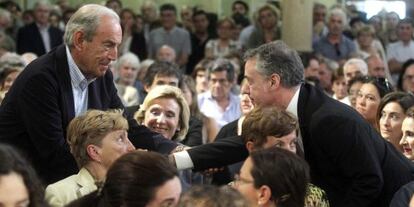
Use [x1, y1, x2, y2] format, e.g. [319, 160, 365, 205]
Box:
[232, 174, 254, 186]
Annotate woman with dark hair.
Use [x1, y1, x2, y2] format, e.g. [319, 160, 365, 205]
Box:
[377, 92, 414, 151]
[0, 144, 46, 207]
[234, 147, 310, 207]
[356, 76, 393, 128]
[68, 151, 181, 207]
[119, 8, 147, 60]
[397, 59, 414, 93]
[0, 67, 21, 103]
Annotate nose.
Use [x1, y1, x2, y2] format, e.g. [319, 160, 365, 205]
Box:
[108, 47, 118, 61]
[125, 137, 136, 151]
[357, 97, 366, 107]
[400, 136, 407, 146]
[241, 84, 250, 95]
[156, 113, 166, 123]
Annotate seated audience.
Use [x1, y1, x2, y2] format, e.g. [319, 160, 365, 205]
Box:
[119, 8, 147, 60]
[191, 58, 213, 94]
[241, 107, 329, 206]
[366, 54, 387, 78]
[399, 106, 414, 161]
[156, 45, 176, 63]
[198, 59, 241, 129]
[179, 185, 252, 207]
[313, 8, 356, 64]
[331, 68, 350, 105]
[356, 77, 393, 129]
[318, 58, 335, 94]
[113, 52, 140, 106]
[397, 59, 414, 93]
[348, 76, 365, 107]
[187, 10, 211, 75]
[205, 17, 241, 59]
[234, 147, 310, 207]
[148, 3, 191, 67]
[246, 4, 281, 50]
[212, 79, 253, 185]
[0, 144, 46, 207]
[301, 53, 320, 81]
[181, 75, 218, 144]
[135, 85, 190, 146]
[67, 151, 181, 207]
[45, 109, 135, 207]
[380, 12, 400, 47]
[355, 25, 385, 60]
[17, 1, 63, 56]
[387, 18, 414, 78]
[0, 66, 21, 103]
[343, 58, 368, 84]
[135, 85, 203, 189]
[377, 92, 414, 151]
[312, 3, 328, 44]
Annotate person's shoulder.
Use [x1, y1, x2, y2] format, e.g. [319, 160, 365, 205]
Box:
[387, 41, 401, 49]
[149, 27, 163, 35]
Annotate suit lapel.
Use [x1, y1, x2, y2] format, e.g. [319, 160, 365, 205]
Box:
[75, 168, 97, 197]
[54, 45, 75, 122]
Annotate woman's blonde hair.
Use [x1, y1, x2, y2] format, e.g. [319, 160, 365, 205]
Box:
[134, 85, 190, 141]
[67, 109, 128, 167]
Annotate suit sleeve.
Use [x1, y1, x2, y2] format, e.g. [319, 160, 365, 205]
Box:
[187, 135, 248, 171]
[311, 115, 383, 207]
[181, 117, 203, 147]
[18, 73, 77, 181]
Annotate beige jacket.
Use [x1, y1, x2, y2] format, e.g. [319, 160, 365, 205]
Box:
[45, 168, 97, 207]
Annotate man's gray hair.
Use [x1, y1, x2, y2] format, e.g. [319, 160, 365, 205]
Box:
[209, 58, 236, 82]
[327, 8, 347, 27]
[243, 41, 304, 87]
[64, 4, 119, 47]
[33, 0, 51, 10]
[114, 52, 140, 71]
[344, 58, 368, 75]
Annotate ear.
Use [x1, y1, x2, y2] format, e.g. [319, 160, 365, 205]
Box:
[257, 185, 273, 206]
[144, 84, 152, 93]
[269, 73, 280, 89]
[246, 141, 255, 153]
[72, 30, 86, 51]
[86, 145, 102, 163]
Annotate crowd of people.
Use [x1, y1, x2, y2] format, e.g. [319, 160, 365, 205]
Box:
[0, 0, 413, 206]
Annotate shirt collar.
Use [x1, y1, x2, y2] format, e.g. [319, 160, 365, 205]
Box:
[286, 87, 301, 118]
[66, 46, 95, 90]
[36, 23, 49, 30]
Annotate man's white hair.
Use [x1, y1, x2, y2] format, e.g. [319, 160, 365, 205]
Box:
[344, 58, 368, 75]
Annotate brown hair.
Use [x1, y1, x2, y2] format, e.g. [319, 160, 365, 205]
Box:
[407, 106, 414, 118]
[242, 107, 297, 148]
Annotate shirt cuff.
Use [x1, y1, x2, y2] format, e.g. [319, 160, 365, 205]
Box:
[173, 150, 194, 170]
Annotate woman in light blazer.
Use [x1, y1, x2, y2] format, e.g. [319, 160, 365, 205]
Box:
[44, 110, 135, 207]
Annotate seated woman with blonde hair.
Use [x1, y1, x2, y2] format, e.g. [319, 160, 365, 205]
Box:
[135, 85, 203, 189]
[45, 109, 135, 207]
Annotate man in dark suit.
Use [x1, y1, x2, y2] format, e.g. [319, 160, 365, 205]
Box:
[0, 4, 177, 184]
[17, 1, 63, 56]
[172, 41, 414, 206]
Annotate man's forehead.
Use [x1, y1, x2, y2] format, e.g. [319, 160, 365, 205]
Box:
[154, 75, 178, 82]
